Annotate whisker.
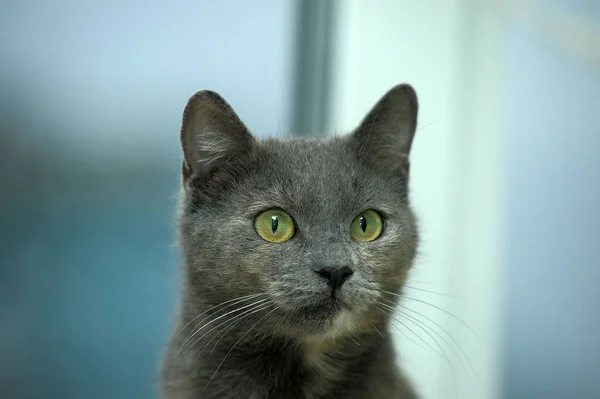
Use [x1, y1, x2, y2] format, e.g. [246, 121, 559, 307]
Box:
[403, 285, 464, 299]
[181, 298, 270, 349]
[397, 300, 491, 397]
[374, 305, 432, 353]
[177, 293, 267, 343]
[350, 319, 372, 348]
[390, 305, 460, 397]
[268, 315, 287, 353]
[381, 300, 461, 398]
[378, 303, 443, 358]
[416, 119, 439, 133]
[402, 296, 479, 338]
[381, 290, 479, 338]
[250, 308, 284, 346]
[398, 303, 480, 386]
[189, 302, 273, 358]
[382, 291, 481, 390]
[171, 298, 270, 367]
[207, 302, 274, 355]
[181, 302, 274, 365]
[205, 306, 279, 390]
[371, 323, 384, 338]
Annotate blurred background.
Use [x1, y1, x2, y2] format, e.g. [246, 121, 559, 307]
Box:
[0, 1, 598, 398]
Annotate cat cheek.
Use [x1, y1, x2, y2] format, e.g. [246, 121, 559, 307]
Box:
[238, 254, 272, 288]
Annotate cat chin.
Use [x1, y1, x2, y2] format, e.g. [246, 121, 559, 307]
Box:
[319, 308, 360, 338]
[291, 309, 364, 344]
[279, 301, 365, 340]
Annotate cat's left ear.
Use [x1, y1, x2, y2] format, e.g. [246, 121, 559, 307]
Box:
[180, 90, 256, 189]
[352, 84, 418, 175]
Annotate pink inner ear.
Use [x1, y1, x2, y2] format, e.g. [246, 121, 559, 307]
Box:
[182, 160, 191, 186]
[180, 90, 257, 179]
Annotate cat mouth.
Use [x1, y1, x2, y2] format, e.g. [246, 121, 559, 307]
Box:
[329, 294, 349, 309]
[279, 295, 361, 337]
[300, 296, 348, 318]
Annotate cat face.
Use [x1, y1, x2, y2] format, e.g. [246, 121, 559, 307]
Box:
[178, 85, 419, 340]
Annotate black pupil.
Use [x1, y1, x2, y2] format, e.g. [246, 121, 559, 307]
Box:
[271, 216, 279, 233]
[359, 215, 367, 232]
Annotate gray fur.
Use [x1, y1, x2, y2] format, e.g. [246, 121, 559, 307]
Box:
[161, 84, 421, 398]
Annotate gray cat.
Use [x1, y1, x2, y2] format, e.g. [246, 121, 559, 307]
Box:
[160, 84, 421, 399]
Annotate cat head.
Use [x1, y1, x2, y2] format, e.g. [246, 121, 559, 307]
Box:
[178, 84, 419, 340]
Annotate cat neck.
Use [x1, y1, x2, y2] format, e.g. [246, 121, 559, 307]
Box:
[195, 324, 394, 398]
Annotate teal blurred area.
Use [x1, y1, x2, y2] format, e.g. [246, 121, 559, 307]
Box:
[0, 167, 178, 399]
[0, 1, 295, 398]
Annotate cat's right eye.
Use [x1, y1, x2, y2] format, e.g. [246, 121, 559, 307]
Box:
[350, 210, 383, 242]
[255, 209, 295, 243]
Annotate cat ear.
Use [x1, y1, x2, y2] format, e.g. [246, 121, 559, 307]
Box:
[352, 84, 418, 175]
[180, 90, 256, 188]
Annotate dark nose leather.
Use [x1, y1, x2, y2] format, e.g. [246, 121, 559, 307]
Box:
[314, 266, 354, 290]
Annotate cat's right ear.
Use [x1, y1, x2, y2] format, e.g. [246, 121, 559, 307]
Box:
[352, 84, 418, 176]
[180, 90, 256, 191]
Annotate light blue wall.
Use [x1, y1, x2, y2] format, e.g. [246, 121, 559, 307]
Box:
[504, 4, 600, 398]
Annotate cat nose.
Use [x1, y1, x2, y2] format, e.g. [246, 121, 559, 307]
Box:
[314, 266, 354, 290]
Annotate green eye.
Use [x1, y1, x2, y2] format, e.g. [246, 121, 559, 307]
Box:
[255, 209, 295, 243]
[350, 210, 383, 242]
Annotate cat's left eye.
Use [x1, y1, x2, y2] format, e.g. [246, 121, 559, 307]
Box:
[350, 210, 383, 242]
[255, 209, 295, 243]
